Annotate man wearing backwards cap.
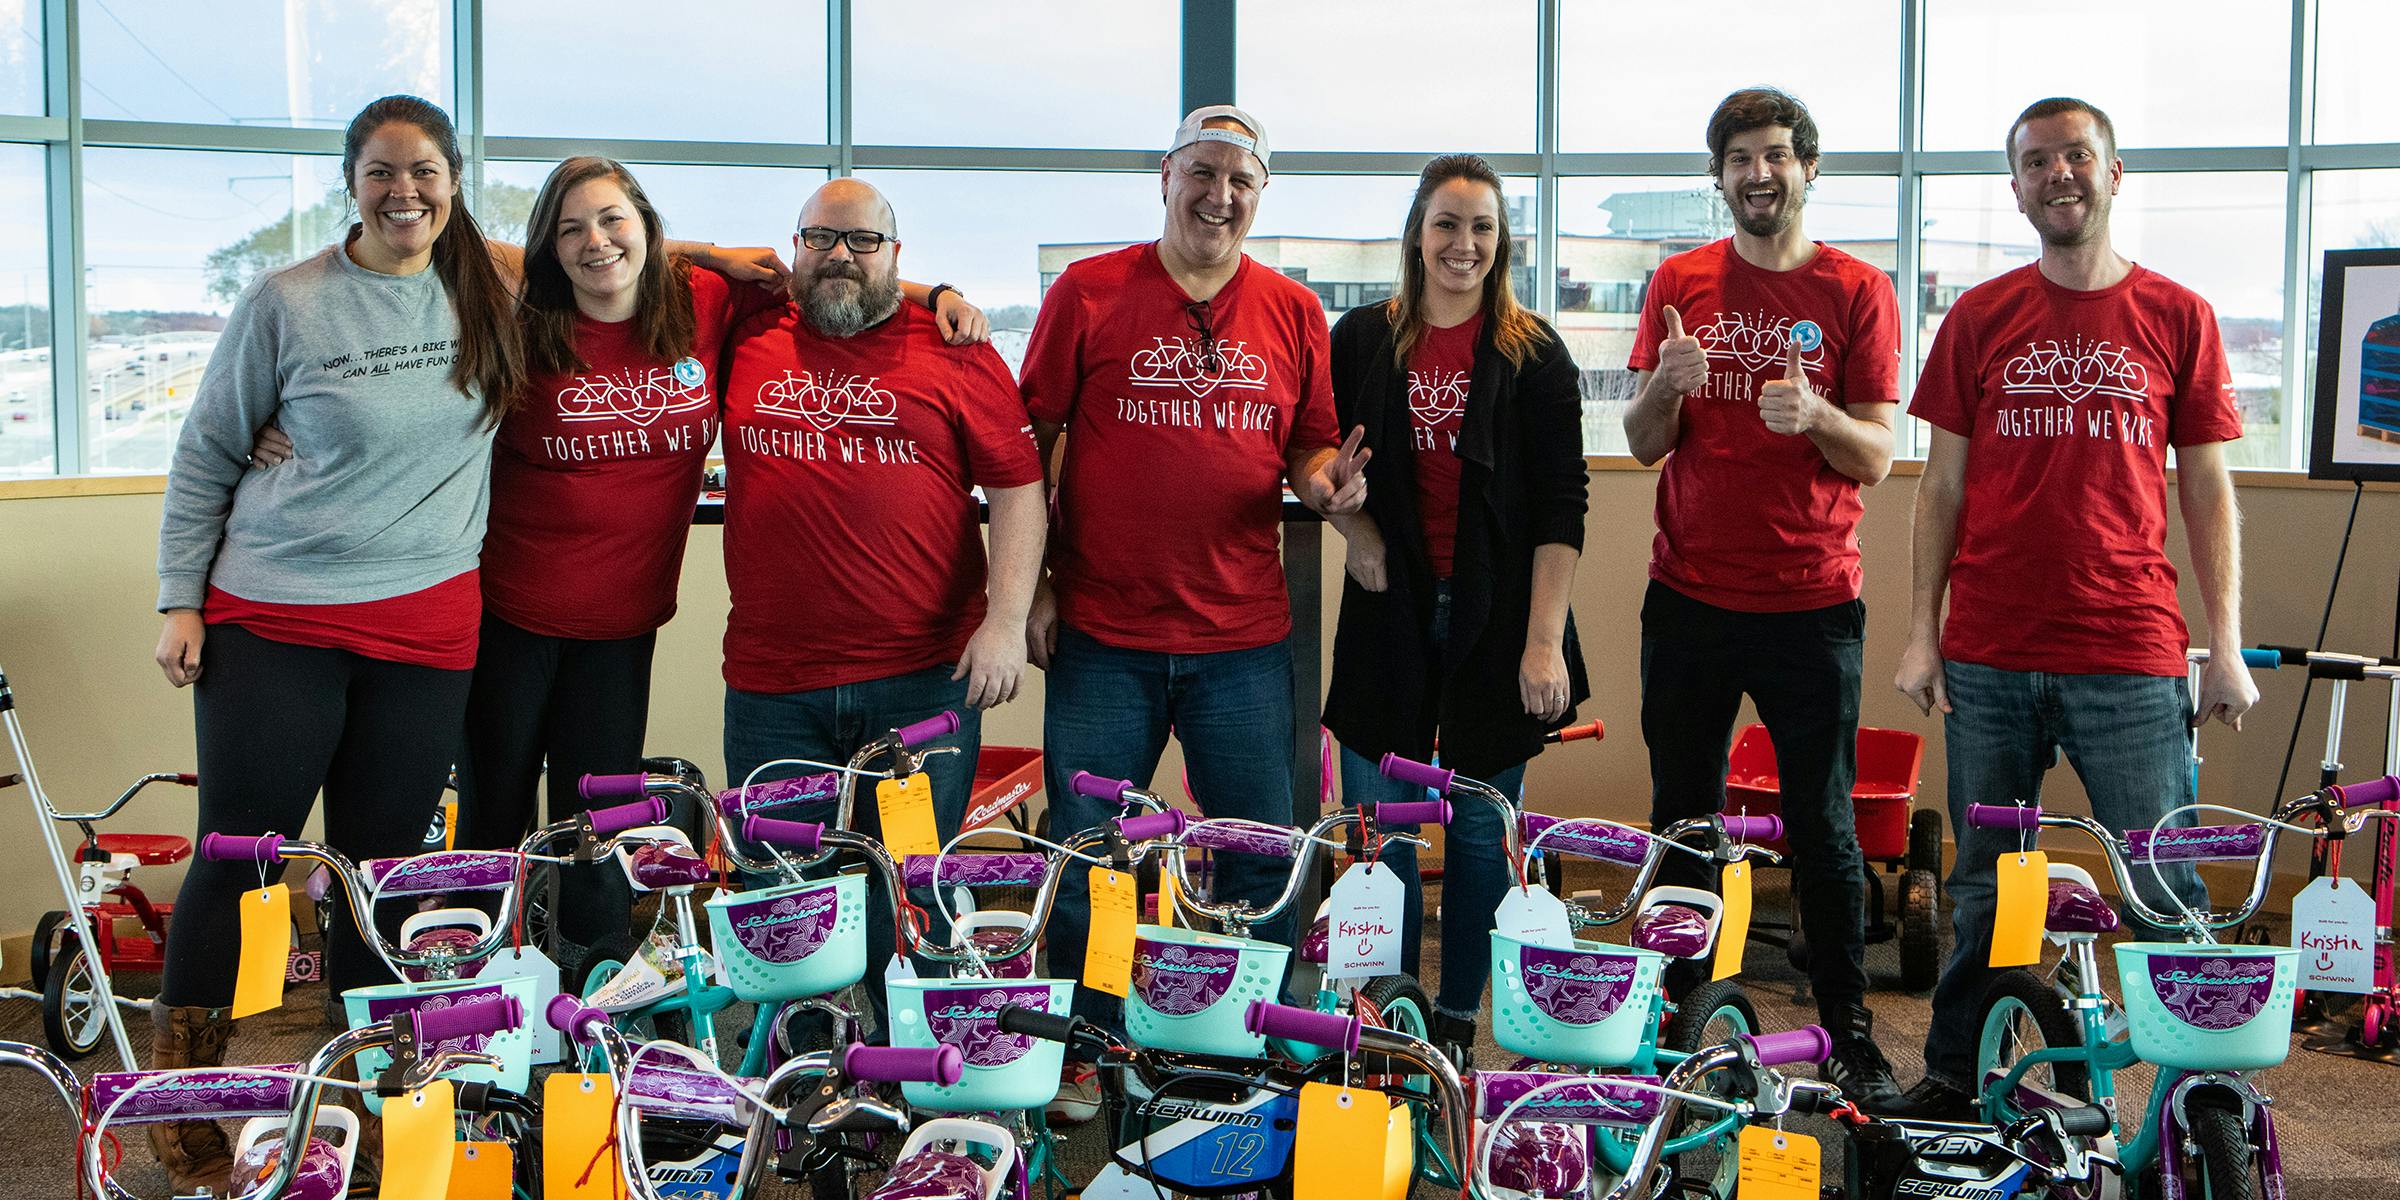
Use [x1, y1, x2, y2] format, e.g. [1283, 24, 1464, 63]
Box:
[1019, 105, 1367, 1122]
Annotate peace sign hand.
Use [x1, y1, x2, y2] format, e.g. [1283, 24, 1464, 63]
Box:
[1304, 425, 1371, 516]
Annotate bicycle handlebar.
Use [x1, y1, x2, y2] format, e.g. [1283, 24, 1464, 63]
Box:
[743, 815, 825, 855]
[1966, 803, 2043, 831]
[894, 712, 961, 749]
[1072, 771, 1140, 801]
[1720, 813, 1782, 842]
[1115, 809, 1188, 841]
[2334, 775, 2400, 808]
[1245, 1001, 1361, 1054]
[545, 995, 609, 1047]
[1378, 752, 1455, 793]
[1546, 719, 1606, 744]
[997, 1005, 1078, 1044]
[842, 1043, 963, 1086]
[198, 832, 286, 862]
[1742, 1026, 1831, 1068]
[577, 772, 651, 801]
[1372, 799, 1451, 827]
[413, 995, 524, 1045]
[586, 797, 671, 836]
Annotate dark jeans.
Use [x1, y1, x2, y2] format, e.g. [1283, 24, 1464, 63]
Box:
[723, 662, 982, 1037]
[165, 623, 468, 1006]
[1040, 625, 1297, 1043]
[1639, 580, 1870, 1026]
[1920, 660, 2202, 1087]
[454, 612, 650, 948]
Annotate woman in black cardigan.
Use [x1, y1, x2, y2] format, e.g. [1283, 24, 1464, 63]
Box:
[1323, 154, 1591, 1059]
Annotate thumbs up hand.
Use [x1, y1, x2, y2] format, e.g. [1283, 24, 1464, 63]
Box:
[1655, 305, 1709, 397]
[1757, 337, 1826, 436]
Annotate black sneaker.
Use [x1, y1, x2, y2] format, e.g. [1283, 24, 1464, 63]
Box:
[1884, 1075, 1979, 1121]
[1431, 1013, 1477, 1071]
[1826, 1032, 1903, 1110]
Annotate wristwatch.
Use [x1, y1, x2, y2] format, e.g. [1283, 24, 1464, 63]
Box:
[927, 283, 962, 309]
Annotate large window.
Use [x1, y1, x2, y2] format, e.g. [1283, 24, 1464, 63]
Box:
[5, 1, 2397, 475]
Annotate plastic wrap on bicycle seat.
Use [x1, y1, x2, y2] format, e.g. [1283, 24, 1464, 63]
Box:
[1519, 813, 1650, 867]
[875, 1149, 989, 1200]
[628, 842, 715, 890]
[1633, 904, 1713, 959]
[1485, 1119, 1591, 1196]
[715, 771, 842, 819]
[231, 1129, 348, 1200]
[2046, 878, 2120, 934]
[901, 853, 1049, 889]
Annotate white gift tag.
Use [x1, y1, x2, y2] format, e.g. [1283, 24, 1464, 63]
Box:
[885, 953, 919, 987]
[1494, 883, 1573, 946]
[2292, 875, 2375, 994]
[480, 944, 564, 1064]
[1327, 861, 1406, 979]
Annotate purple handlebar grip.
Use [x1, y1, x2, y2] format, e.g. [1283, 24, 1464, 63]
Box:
[1371, 800, 1452, 827]
[2338, 775, 2400, 808]
[1115, 809, 1189, 841]
[1966, 803, 2042, 831]
[843, 1043, 964, 1086]
[1378, 753, 1455, 793]
[1243, 1001, 1362, 1054]
[198, 832, 286, 863]
[586, 797, 670, 836]
[1072, 771, 1138, 801]
[544, 995, 610, 1046]
[578, 772, 651, 801]
[894, 711, 961, 748]
[412, 994, 525, 1045]
[1742, 1026, 1833, 1068]
[744, 815, 826, 854]
[1719, 814, 1783, 842]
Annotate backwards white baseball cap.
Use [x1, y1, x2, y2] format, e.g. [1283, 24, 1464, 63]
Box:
[1167, 104, 1270, 176]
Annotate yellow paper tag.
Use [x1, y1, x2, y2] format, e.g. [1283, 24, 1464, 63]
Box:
[1294, 1083, 1407, 1200]
[450, 1142, 514, 1198]
[877, 772, 942, 860]
[1737, 1126, 1820, 1200]
[379, 1080, 456, 1200]
[232, 884, 290, 1019]
[1711, 861, 1753, 982]
[1084, 867, 1137, 997]
[1992, 850, 2050, 967]
[543, 1073, 621, 1197]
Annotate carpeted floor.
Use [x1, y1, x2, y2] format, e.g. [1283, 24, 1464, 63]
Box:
[4, 869, 2396, 1197]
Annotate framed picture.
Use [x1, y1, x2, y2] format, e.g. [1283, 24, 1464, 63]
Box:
[2310, 247, 2400, 483]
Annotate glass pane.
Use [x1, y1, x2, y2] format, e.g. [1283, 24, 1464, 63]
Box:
[82, 148, 348, 473]
[79, 1, 450, 129]
[1, 0, 41, 116]
[1242, 173, 1538, 322]
[1240, 0, 1536, 152]
[1559, 2, 1897, 153]
[855, 0, 1175, 148]
[1923, 1, 2286, 151]
[1, 143, 50, 477]
[2315, 0, 2400, 145]
[1556, 175, 1901, 455]
[848, 170, 1167, 373]
[2306, 170, 2400, 458]
[1918, 172, 2289, 469]
[483, 0, 825, 143]
[483, 161, 827, 264]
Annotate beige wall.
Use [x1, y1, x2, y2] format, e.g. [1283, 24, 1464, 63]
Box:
[6, 471, 2399, 969]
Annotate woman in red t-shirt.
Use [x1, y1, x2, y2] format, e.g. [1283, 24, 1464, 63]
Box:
[1321, 154, 1592, 1061]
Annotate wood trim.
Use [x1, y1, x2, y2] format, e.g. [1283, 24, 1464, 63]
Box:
[1578, 457, 2396, 492]
[0, 475, 167, 500]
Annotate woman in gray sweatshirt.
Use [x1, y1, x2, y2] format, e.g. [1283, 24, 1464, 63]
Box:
[144, 94, 525, 1195]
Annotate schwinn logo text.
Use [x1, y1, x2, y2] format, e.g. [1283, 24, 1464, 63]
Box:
[2156, 969, 2273, 986]
[1135, 956, 1231, 976]
[735, 896, 835, 929]
[1142, 1099, 1262, 1126]
[1526, 961, 1635, 985]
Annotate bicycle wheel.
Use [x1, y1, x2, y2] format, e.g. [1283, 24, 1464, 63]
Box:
[28, 910, 67, 990]
[2186, 1097, 2263, 1200]
[1356, 975, 1445, 1186]
[1658, 978, 1758, 1199]
[1976, 968, 2089, 1107]
[42, 933, 109, 1059]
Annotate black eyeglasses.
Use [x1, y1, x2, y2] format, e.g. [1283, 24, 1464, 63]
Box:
[797, 226, 894, 253]
[1184, 300, 1225, 375]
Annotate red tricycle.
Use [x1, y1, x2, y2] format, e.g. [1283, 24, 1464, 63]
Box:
[21, 771, 199, 1059]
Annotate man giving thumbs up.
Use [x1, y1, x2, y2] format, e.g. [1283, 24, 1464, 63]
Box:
[1620, 87, 1904, 1109]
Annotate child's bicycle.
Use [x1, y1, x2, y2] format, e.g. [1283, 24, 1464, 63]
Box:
[1965, 773, 2400, 1200]
[1377, 750, 1787, 1198]
[2273, 647, 2400, 1047]
[3, 992, 524, 1199]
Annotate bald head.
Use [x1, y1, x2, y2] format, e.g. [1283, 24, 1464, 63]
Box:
[799, 177, 897, 238]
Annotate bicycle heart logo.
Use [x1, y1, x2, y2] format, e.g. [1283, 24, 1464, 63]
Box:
[1128, 336, 1270, 399]
[754, 370, 902, 432]
[555, 365, 712, 428]
[2001, 338, 2151, 407]
[1408, 367, 1470, 426]
[1693, 311, 1823, 375]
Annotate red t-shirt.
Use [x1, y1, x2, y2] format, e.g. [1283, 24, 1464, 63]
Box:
[1019, 243, 1340, 652]
[483, 267, 777, 641]
[1407, 313, 1481, 578]
[1629, 240, 1900, 612]
[720, 302, 1042, 693]
[1909, 264, 2242, 676]
[204, 572, 480, 670]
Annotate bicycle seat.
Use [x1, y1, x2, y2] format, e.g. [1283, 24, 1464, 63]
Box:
[1484, 1119, 1590, 1198]
[1633, 904, 1714, 959]
[2046, 878, 2120, 935]
[1301, 915, 1329, 965]
[966, 928, 1037, 978]
[627, 842, 715, 891]
[96, 833, 190, 865]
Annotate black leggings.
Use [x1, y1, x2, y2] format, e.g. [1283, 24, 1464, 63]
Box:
[454, 612, 653, 948]
[164, 623, 470, 1006]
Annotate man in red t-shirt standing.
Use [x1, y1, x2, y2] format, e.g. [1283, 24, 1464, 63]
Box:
[1623, 87, 1904, 1107]
[1018, 105, 1365, 1120]
[720, 178, 1046, 1032]
[1888, 98, 2258, 1118]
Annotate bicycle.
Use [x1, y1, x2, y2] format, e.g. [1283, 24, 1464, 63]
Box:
[1966, 773, 2400, 1200]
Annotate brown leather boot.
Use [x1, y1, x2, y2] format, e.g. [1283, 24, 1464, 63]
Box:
[146, 1004, 236, 1194]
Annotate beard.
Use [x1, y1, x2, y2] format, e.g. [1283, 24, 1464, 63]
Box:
[1727, 183, 1805, 238]
[2029, 193, 2111, 248]
[797, 262, 902, 338]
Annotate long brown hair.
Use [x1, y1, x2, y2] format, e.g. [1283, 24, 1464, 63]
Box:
[342, 95, 526, 426]
[1387, 154, 1546, 371]
[519, 157, 697, 377]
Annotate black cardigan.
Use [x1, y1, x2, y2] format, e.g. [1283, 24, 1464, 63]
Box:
[1320, 302, 1592, 781]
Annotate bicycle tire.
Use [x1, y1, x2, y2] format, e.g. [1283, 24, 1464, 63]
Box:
[2188, 1097, 2262, 1200]
[42, 932, 108, 1059]
[1356, 974, 1442, 1185]
[1975, 968, 2089, 1105]
[1899, 869, 1941, 991]
[1659, 978, 1758, 1200]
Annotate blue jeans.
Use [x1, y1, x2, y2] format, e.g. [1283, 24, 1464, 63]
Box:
[723, 663, 983, 1036]
[1339, 745, 1523, 1019]
[1921, 660, 2204, 1087]
[1040, 625, 1298, 1040]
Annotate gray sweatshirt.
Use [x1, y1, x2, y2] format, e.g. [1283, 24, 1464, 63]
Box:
[157, 242, 495, 612]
